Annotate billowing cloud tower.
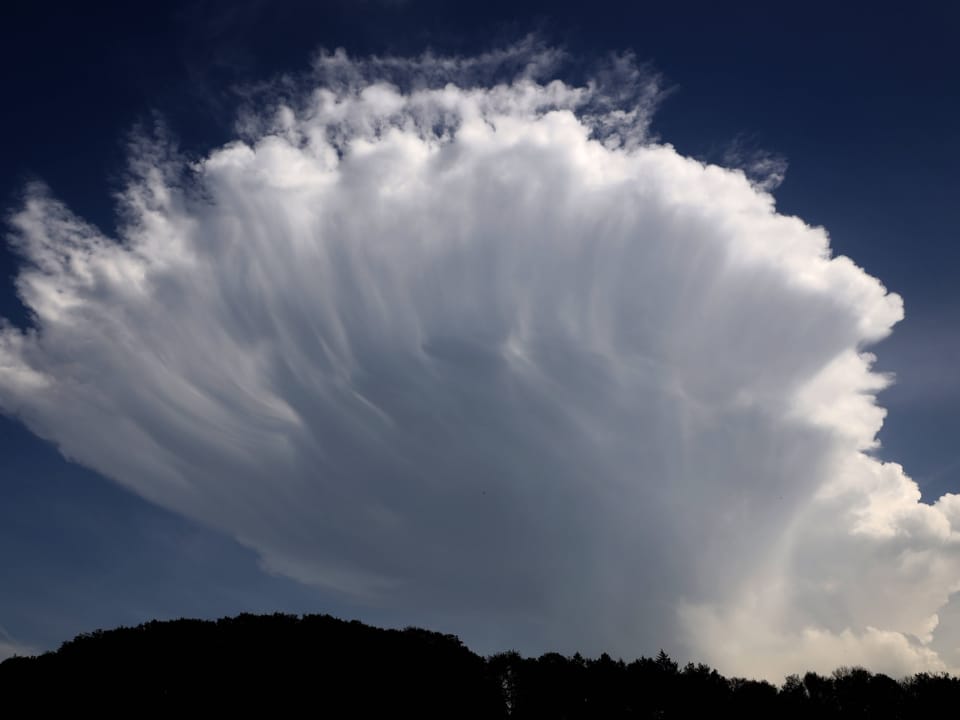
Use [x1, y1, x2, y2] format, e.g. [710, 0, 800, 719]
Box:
[2, 45, 957, 680]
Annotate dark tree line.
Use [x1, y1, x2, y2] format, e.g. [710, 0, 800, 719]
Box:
[2, 612, 958, 717]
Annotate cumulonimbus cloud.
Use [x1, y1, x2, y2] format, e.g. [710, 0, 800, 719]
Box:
[2, 44, 958, 680]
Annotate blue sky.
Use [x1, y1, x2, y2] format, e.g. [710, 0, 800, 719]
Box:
[1, 1, 958, 677]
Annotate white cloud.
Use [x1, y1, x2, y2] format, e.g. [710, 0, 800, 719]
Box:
[721, 137, 789, 192]
[2, 46, 958, 680]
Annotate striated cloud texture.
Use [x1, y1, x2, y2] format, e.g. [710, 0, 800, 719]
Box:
[2, 46, 957, 679]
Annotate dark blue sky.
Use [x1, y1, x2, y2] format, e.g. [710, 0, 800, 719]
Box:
[2, 0, 958, 657]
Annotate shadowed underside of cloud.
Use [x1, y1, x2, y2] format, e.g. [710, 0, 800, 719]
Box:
[2, 44, 958, 680]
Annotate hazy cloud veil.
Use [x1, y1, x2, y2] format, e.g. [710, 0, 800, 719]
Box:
[2, 44, 958, 679]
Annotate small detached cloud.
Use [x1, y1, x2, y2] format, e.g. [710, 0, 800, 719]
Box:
[2, 45, 957, 681]
[721, 135, 789, 192]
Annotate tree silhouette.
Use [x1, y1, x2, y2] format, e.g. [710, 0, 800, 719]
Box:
[3, 612, 960, 717]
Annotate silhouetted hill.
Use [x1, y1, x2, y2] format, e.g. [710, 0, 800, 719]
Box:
[2, 612, 959, 717]
[0, 613, 502, 716]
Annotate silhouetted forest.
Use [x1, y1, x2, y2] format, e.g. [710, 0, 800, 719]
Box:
[2, 612, 958, 717]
